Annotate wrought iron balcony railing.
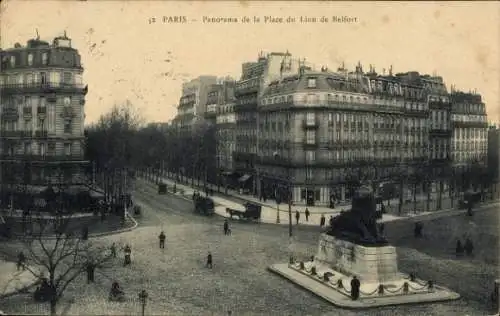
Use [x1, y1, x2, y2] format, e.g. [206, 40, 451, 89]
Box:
[23, 107, 32, 115]
[61, 107, 75, 118]
[0, 82, 86, 91]
[37, 106, 47, 114]
[0, 153, 86, 162]
[34, 130, 48, 138]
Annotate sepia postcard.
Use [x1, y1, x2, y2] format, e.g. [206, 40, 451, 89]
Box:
[0, 1, 499, 315]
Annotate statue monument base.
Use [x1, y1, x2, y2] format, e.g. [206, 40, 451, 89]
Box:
[268, 232, 461, 309]
[269, 186, 460, 308]
[315, 233, 399, 284]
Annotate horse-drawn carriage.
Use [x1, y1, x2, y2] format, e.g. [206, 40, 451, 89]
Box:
[226, 202, 261, 221]
[459, 190, 482, 209]
[133, 205, 142, 216]
[158, 183, 167, 195]
[193, 195, 215, 216]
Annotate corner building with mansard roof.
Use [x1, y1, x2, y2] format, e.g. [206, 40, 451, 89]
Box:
[256, 63, 439, 206]
[0, 34, 89, 198]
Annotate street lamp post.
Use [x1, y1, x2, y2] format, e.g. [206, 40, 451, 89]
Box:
[275, 187, 280, 224]
[138, 289, 148, 316]
[273, 152, 293, 262]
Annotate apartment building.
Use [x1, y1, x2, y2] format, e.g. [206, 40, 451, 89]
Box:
[0, 34, 88, 193]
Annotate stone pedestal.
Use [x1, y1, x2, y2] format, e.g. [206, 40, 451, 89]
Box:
[315, 233, 399, 283]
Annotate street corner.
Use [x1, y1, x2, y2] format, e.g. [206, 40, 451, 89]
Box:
[0, 262, 40, 298]
[89, 214, 139, 238]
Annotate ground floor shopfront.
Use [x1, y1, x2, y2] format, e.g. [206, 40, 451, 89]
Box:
[257, 175, 452, 207]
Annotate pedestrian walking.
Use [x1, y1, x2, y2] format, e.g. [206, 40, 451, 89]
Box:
[329, 215, 335, 228]
[455, 239, 464, 257]
[110, 243, 117, 258]
[350, 276, 360, 300]
[86, 261, 95, 283]
[464, 237, 474, 256]
[467, 205, 473, 217]
[223, 220, 231, 235]
[206, 252, 213, 269]
[305, 208, 310, 222]
[81, 226, 89, 240]
[17, 251, 26, 271]
[123, 244, 132, 266]
[414, 222, 423, 238]
[320, 213, 326, 228]
[378, 222, 385, 236]
[295, 210, 300, 225]
[159, 231, 166, 249]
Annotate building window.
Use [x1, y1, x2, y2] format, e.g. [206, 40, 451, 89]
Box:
[23, 73, 33, 85]
[306, 93, 318, 105]
[24, 119, 32, 131]
[64, 120, 72, 134]
[40, 72, 47, 84]
[38, 118, 45, 130]
[307, 78, 317, 88]
[64, 143, 72, 156]
[9, 55, 15, 67]
[39, 96, 46, 107]
[306, 150, 316, 164]
[306, 130, 316, 144]
[48, 143, 55, 155]
[306, 168, 313, 180]
[64, 96, 71, 106]
[40, 143, 46, 156]
[27, 53, 34, 66]
[63, 72, 72, 84]
[42, 52, 48, 65]
[24, 142, 31, 154]
[306, 112, 315, 125]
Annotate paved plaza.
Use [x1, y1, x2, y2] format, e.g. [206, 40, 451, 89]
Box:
[0, 180, 498, 315]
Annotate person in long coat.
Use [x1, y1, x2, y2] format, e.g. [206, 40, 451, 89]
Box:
[455, 239, 464, 256]
[305, 208, 310, 222]
[206, 252, 213, 268]
[124, 245, 132, 265]
[320, 214, 326, 227]
[464, 238, 474, 256]
[350, 276, 360, 300]
[159, 231, 166, 248]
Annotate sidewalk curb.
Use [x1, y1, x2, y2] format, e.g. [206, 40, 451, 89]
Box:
[89, 212, 139, 238]
[140, 176, 500, 225]
[0, 281, 38, 300]
[141, 176, 342, 214]
[386, 200, 500, 223]
[8, 213, 139, 240]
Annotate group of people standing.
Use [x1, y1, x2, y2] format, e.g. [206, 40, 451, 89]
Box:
[456, 237, 474, 257]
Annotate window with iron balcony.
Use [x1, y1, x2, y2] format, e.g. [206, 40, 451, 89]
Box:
[307, 78, 317, 88]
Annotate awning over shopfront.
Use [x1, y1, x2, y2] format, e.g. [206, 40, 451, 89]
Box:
[238, 174, 252, 183]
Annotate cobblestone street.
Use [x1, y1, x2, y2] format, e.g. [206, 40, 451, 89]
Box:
[0, 180, 497, 315]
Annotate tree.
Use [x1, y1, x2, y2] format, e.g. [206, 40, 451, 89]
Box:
[85, 101, 143, 204]
[0, 213, 113, 316]
[411, 163, 426, 214]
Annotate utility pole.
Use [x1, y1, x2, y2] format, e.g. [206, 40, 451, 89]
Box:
[92, 161, 96, 186]
[123, 168, 127, 221]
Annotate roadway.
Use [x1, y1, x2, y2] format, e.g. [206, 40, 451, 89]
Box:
[0, 179, 497, 315]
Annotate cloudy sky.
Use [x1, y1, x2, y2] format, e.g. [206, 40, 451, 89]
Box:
[2, 1, 499, 124]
